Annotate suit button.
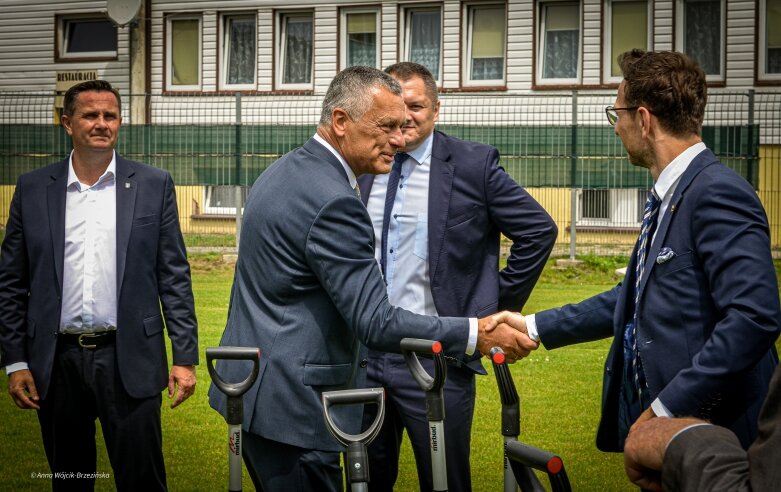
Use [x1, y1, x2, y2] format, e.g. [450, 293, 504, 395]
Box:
[360, 359, 368, 368]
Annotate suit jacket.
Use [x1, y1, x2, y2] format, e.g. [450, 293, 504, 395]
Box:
[535, 148, 780, 452]
[208, 138, 472, 452]
[663, 363, 781, 491]
[357, 130, 557, 373]
[0, 155, 198, 400]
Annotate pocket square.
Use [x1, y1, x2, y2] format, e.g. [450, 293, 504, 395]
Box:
[656, 247, 675, 264]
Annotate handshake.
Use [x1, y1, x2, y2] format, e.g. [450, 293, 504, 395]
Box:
[476, 311, 537, 363]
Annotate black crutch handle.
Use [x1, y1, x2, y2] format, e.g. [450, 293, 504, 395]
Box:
[206, 347, 261, 398]
[490, 347, 520, 437]
[322, 387, 386, 447]
[506, 440, 572, 492]
[400, 338, 447, 393]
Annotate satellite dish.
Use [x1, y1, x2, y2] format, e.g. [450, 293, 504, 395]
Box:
[107, 0, 142, 26]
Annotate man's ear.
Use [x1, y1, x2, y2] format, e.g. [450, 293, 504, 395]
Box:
[331, 108, 349, 137]
[60, 114, 73, 136]
[638, 107, 653, 138]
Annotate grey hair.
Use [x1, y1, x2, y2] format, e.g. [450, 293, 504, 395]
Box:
[319, 66, 402, 125]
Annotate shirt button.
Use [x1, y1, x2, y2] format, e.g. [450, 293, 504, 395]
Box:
[389, 249, 394, 254]
[359, 359, 368, 368]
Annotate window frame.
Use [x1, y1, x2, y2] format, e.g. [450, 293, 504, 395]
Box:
[339, 7, 381, 71]
[535, 0, 583, 86]
[219, 13, 258, 91]
[758, 0, 781, 83]
[276, 11, 315, 91]
[400, 4, 444, 83]
[165, 14, 203, 92]
[202, 186, 250, 216]
[674, 0, 726, 83]
[461, 2, 508, 87]
[55, 14, 118, 62]
[602, 0, 651, 84]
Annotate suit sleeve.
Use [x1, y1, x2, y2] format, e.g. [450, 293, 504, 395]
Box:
[656, 172, 780, 416]
[0, 178, 30, 366]
[662, 425, 752, 492]
[535, 284, 620, 349]
[156, 174, 198, 366]
[305, 194, 470, 358]
[483, 148, 558, 312]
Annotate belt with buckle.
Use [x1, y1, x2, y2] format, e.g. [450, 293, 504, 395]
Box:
[60, 331, 116, 349]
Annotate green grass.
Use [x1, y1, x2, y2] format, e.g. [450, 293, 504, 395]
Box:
[0, 256, 778, 491]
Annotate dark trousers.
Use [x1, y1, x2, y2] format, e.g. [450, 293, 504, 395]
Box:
[242, 431, 342, 491]
[37, 340, 166, 492]
[362, 351, 476, 492]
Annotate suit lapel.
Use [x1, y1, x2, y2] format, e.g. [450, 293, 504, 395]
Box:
[357, 175, 373, 207]
[47, 160, 69, 293]
[636, 148, 717, 299]
[115, 156, 137, 293]
[428, 132, 454, 281]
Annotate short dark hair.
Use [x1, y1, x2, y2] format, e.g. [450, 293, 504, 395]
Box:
[384, 62, 438, 104]
[618, 49, 706, 136]
[320, 66, 402, 125]
[63, 80, 121, 117]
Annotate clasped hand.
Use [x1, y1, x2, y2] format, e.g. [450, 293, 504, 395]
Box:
[477, 311, 538, 363]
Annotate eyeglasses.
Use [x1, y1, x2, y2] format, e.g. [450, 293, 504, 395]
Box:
[605, 106, 639, 126]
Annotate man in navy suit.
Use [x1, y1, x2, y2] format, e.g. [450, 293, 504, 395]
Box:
[357, 62, 557, 492]
[0, 80, 198, 491]
[500, 50, 780, 453]
[208, 66, 538, 492]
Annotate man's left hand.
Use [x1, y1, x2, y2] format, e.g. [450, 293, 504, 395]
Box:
[168, 365, 196, 409]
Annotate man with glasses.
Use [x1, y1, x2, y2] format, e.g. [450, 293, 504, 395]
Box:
[497, 49, 779, 458]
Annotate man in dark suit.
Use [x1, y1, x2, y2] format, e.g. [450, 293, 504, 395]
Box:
[500, 50, 780, 453]
[624, 362, 781, 491]
[0, 80, 198, 491]
[356, 62, 557, 492]
[208, 66, 538, 492]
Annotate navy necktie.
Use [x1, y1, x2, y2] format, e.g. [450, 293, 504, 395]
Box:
[380, 153, 407, 278]
[630, 189, 661, 400]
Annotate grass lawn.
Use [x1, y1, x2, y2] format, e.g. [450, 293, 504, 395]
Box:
[0, 254, 778, 491]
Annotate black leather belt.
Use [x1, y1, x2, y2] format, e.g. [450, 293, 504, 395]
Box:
[59, 331, 116, 349]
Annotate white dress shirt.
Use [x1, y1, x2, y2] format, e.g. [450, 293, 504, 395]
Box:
[525, 142, 707, 416]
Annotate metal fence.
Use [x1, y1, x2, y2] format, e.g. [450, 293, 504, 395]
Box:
[1, 90, 779, 256]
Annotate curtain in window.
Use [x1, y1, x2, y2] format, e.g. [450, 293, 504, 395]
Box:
[542, 4, 579, 79]
[408, 10, 441, 79]
[347, 13, 376, 67]
[470, 7, 505, 80]
[172, 19, 199, 86]
[685, 0, 720, 75]
[610, 1, 647, 77]
[283, 17, 313, 85]
[227, 18, 255, 85]
[768, 0, 781, 73]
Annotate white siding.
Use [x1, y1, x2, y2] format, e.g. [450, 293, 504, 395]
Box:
[441, 1, 461, 89]
[506, 1, 534, 89]
[582, 0, 602, 85]
[653, 1, 674, 51]
[380, 3, 398, 72]
[725, 1, 756, 88]
[0, 1, 130, 93]
[314, 7, 337, 94]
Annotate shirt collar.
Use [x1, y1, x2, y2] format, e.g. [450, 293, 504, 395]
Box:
[312, 133, 357, 190]
[67, 150, 117, 191]
[653, 142, 706, 200]
[405, 132, 434, 165]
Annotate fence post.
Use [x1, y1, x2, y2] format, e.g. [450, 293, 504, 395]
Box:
[747, 89, 756, 189]
[235, 92, 243, 252]
[569, 91, 578, 260]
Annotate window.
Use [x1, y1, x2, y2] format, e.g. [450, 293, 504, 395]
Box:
[402, 6, 442, 81]
[221, 14, 257, 89]
[463, 4, 506, 86]
[578, 189, 648, 227]
[537, 2, 581, 84]
[56, 15, 117, 61]
[675, 0, 725, 80]
[604, 1, 650, 82]
[760, 0, 781, 81]
[204, 186, 250, 215]
[340, 9, 379, 69]
[277, 12, 314, 90]
[167, 16, 202, 90]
